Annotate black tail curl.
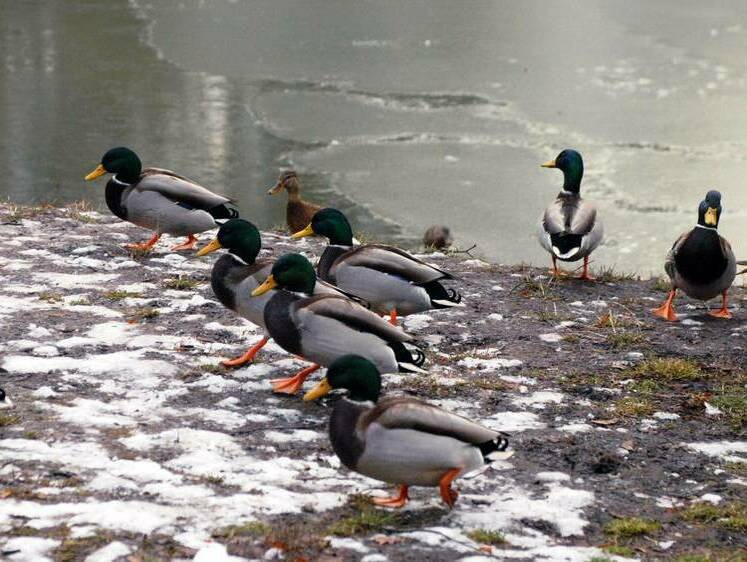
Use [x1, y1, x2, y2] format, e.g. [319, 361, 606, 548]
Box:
[422, 281, 462, 308]
[478, 435, 510, 462]
[389, 341, 427, 372]
[208, 203, 240, 220]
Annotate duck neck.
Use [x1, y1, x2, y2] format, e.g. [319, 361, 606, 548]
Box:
[562, 169, 582, 194]
[317, 245, 349, 281]
[561, 159, 583, 194]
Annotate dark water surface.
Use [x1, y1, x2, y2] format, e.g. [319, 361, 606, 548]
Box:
[2, 1, 746, 275]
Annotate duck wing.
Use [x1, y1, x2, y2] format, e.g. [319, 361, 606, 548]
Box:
[331, 244, 453, 283]
[363, 396, 506, 445]
[295, 295, 411, 343]
[665, 230, 691, 279]
[542, 197, 597, 235]
[137, 168, 233, 210]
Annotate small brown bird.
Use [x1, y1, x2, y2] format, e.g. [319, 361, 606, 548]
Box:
[423, 225, 453, 250]
[267, 170, 322, 233]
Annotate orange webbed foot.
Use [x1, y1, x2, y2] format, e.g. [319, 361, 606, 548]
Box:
[708, 308, 732, 319]
[372, 485, 409, 509]
[438, 468, 461, 509]
[271, 364, 320, 395]
[221, 337, 269, 368]
[170, 234, 198, 251]
[125, 233, 161, 251]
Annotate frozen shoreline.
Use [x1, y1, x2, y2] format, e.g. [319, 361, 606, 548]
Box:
[0, 203, 745, 562]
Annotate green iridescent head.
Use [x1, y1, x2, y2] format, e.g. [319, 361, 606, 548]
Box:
[303, 355, 382, 403]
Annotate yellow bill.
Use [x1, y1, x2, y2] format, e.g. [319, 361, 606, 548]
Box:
[251, 274, 278, 296]
[540, 159, 557, 168]
[704, 207, 718, 226]
[303, 377, 332, 401]
[85, 164, 107, 181]
[290, 224, 315, 239]
[195, 238, 222, 257]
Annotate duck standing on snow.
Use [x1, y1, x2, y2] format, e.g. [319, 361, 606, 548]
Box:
[251, 254, 426, 394]
[538, 149, 603, 280]
[85, 147, 238, 251]
[652, 190, 736, 321]
[291, 208, 462, 325]
[267, 170, 322, 233]
[304, 355, 509, 508]
[196, 219, 363, 371]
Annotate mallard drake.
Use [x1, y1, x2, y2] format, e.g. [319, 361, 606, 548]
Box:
[85, 147, 238, 251]
[538, 149, 603, 280]
[303, 355, 509, 508]
[251, 254, 426, 394]
[196, 219, 359, 372]
[291, 208, 462, 324]
[652, 190, 736, 321]
[0, 388, 13, 409]
[267, 170, 322, 233]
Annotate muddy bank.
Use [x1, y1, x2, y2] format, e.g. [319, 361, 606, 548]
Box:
[0, 203, 745, 562]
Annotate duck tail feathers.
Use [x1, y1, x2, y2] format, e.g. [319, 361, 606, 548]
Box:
[550, 233, 582, 259]
[422, 281, 463, 309]
[478, 434, 510, 462]
[209, 203, 240, 221]
[389, 342, 427, 373]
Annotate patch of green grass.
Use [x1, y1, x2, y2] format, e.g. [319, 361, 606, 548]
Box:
[604, 517, 660, 538]
[710, 387, 747, 430]
[724, 462, 747, 476]
[211, 520, 269, 540]
[514, 274, 553, 299]
[0, 413, 20, 426]
[102, 290, 142, 301]
[164, 276, 201, 290]
[681, 502, 744, 524]
[607, 332, 646, 350]
[38, 291, 63, 303]
[200, 363, 227, 374]
[613, 397, 655, 417]
[127, 306, 160, 322]
[68, 299, 90, 306]
[54, 531, 112, 562]
[467, 529, 507, 545]
[721, 517, 747, 531]
[328, 495, 400, 536]
[602, 545, 636, 557]
[596, 266, 638, 283]
[588, 558, 614, 562]
[627, 378, 662, 396]
[675, 551, 747, 562]
[22, 430, 40, 439]
[632, 357, 702, 381]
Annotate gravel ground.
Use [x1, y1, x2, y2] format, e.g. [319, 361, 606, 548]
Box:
[0, 203, 745, 562]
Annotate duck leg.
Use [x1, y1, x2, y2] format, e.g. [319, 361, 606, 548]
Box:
[438, 468, 462, 508]
[389, 309, 398, 326]
[170, 234, 198, 251]
[372, 485, 409, 508]
[549, 256, 568, 278]
[271, 363, 320, 395]
[221, 336, 269, 368]
[652, 289, 678, 322]
[708, 290, 732, 319]
[125, 233, 161, 251]
[578, 256, 595, 281]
